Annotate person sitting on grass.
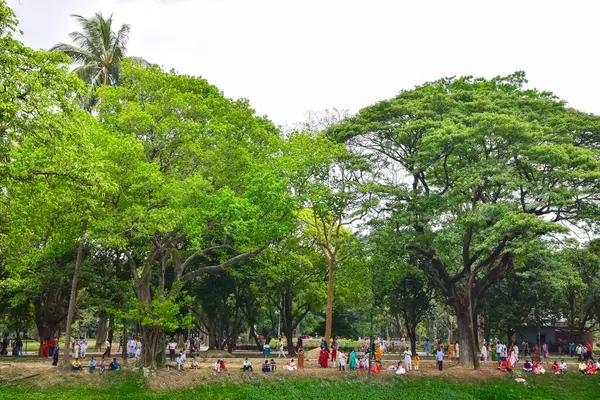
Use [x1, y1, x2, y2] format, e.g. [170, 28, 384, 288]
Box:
[559, 360, 567, 375]
[395, 361, 406, 375]
[552, 361, 560, 375]
[214, 359, 221, 373]
[99, 358, 106, 375]
[270, 359, 277, 372]
[71, 358, 83, 372]
[219, 360, 227, 372]
[586, 361, 597, 375]
[523, 360, 532, 372]
[262, 360, 270, 373]
[88, 357, 96, 373]
[532, 363, 545, 374]
[371, 360, 381, 374]
[283, 359, 297, 371]
[108, 357, 120, 371]
[579, 361, 587, 374]
[190, 356, 198, 369]
[499, 359, 512, 373]
[242, 358, 253, 372]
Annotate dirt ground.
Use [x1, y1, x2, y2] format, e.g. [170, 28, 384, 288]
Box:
[0, 356, 530, 391]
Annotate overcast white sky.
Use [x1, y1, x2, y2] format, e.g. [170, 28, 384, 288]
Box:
[7, 0, 600, 126]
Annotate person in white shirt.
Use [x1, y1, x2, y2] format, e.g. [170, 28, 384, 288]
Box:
[283, 359, 297, 371]
[213, 359, 221, 373]
[338, 350, 346, 371]
[403, 349, 412, 370]
[278, 341, 286, 358]
[396, 361, 406, 375]
[559, 360, 568, 375]
[456, 342, 460, 359]
[481, 344, 488, 361]
[496, 343, 503, 366]
[168, 340, 177, 362]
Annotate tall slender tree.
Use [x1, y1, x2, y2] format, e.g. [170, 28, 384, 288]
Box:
[51, 13, 130, 88]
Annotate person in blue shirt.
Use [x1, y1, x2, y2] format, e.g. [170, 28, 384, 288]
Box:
[436, 349, 444, 370]
[109, 357, 120, 371]
[88, 357, 96, 373]
[424, 339, 431, 356]
[262, 360, 270, 372]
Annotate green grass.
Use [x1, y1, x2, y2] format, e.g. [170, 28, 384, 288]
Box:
[0, 372, 599, 400]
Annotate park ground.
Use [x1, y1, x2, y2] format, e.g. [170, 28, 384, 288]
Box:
[1, 356, 600, 399]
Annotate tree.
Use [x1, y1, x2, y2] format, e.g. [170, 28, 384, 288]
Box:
[285, 119, 373, 342]
[332, 73, 600, 368]
[51, 13, 130, 88]
[94, 61, 295, 367]
[1, 2, 108, 368]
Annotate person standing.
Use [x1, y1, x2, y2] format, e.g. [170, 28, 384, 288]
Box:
[338, 349, 346, 371]
[278, 340, 286, 358]
[404, 348, 413, 371]
[103, 339, 111, 358]
[424, 339, 431, 356]
[168, 339, 177, 362]
[576, 344, 583, 361]
[52, 344, 59, 366]
[456, 342, 460, 359]
[481, 344, 488, 361]
[15, 337, 23, 357]
[349, 349, 358, 370]
[318, 346, 329, 368]
[436, 348, 444, 370]
[127, 338, 136, 358]
[295, 336, 303, 353]
[586, 342, 595, 362]
[297, 348, 305, 369]
[569, 342, 575, 357]
[331, 337, 338, 366]
[448, 342, 456, 360]
[80, 339, 88, 359]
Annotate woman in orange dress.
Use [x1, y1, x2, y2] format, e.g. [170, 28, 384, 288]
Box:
[448, 342, 456, 360]
[297, 349, 304, 369]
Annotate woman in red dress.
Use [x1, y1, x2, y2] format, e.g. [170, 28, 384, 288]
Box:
[318, 347, 329, 368]
[42, 340, 49, 357]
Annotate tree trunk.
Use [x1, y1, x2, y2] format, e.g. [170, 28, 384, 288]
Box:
[282, 293, 296, 356]
[207, 319, 217, 350]
[106, 315, 115, 357]
[121, 326, 128, 364]
[409, 328, 417, 355]
[249, 326, 263, 351]
[324, 257, 335, 341]
[456, 301, 480, 369]
[141, 325, 164, 368]
[61, 222, 87, 369]
[95, 312, 107, 351]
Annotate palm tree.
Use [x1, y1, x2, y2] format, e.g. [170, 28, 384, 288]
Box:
[51, 13, 130, 88]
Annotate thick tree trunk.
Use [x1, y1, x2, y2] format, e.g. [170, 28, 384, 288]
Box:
[456, 301, 480, 369]
[141, 325, 165, 368]
[61, 223, 87, 369]
[95, 312, 107, 351]
[105, 315, 115, 357]
[409, 329, 417, 355]
[207, 319, 217, 350]
[324, 258, 335, 341]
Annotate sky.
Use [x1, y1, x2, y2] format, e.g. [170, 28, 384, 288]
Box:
[7, 0, 600, 126]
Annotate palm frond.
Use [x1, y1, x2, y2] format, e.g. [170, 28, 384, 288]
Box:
[50, 43, 95, 64]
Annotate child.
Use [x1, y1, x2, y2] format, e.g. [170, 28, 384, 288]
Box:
[436, 349, 444, 371]
[586, 361, 597, 375]
[262, 359, 270, 373]
[71, 358, 83, 372]
[99, 358, 106, 375]
[551, 361, 560, 375]
[176, 354, 183, 371]
[88, 357, 96, 373]
[242, 358, 253, 372]
[414, 354, 420, 371]
[559, 360, 567, 375]
[278, 341, 286, 358]
[338, 350, 346, 371]
[219, 360, 226, 372]
[190, 356, 198, 369]
[214, 359, 221, 373]
[579, 361, 587, 374]
[270, 359, 277, 372]
[523, 360, 532, 372]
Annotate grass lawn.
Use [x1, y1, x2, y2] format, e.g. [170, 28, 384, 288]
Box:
[0, 371, 599, 400]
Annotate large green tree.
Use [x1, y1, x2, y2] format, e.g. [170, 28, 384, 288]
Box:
[332, 73, 600, 368]
[94, 61, 295, 367]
